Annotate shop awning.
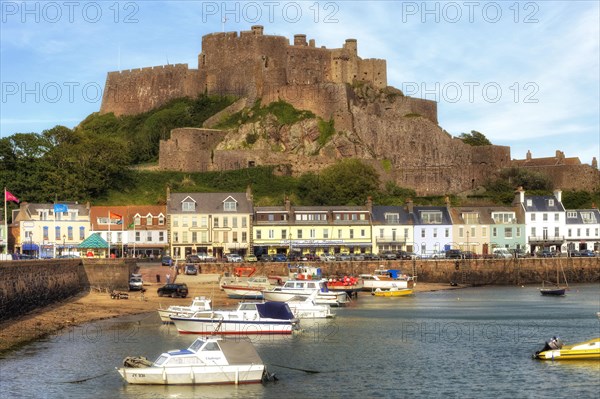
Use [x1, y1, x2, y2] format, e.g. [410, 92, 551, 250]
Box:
[22, 243, 39, 251]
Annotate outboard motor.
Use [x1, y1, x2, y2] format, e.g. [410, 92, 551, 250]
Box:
[534, 336, 564, 358]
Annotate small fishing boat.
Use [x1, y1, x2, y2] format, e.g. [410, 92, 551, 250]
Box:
[157, 296, 213, 323]
[262, 279, 348, 307]
[533, 336, 600, 360]
[283, 291, 335, 319]
[360, 268, 415, 291]
[326, 276, 364, 298]
[170, 301, 300, 335]
[371, 287, 414, 297]
[222, 276, 284, 299]
[116, 337, 274, 385]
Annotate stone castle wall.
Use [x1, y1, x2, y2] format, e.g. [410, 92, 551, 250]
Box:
[100, 64, 202, 116]
[159, 128, 228, 172]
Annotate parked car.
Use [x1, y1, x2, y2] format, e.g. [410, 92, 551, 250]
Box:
[157, 283, 188, 298]
[244, 254, 258, 262]
[445, 249, 463, 259]
[462, 251, 479, 259]
[363, 253, 381, 261]
[396, 251, 414, 260]
[576, 249, 596, 257]
[335, 253, 352, 261]
[508, 249, 527, 258]
[492, 248, 512, 259]
[184, 264, 198, 275]
[351, 253, 365, 261]
[186, 255, 201, 264]
[272, 253, 287, 262]
[380, 251, 397, 260]
[536, 249, 555, 258]
[259, 254, 273, 262]
[225, 254, 243, 262]
[319, 253, 336, 262]
[161, 256, 172, 266]
[197, 252, 216, 262]
[129, 274, 144, 291]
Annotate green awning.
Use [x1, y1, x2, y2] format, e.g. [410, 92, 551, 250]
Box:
[77, 233, 108, 249]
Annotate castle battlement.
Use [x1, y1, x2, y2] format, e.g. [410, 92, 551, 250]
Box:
[109, 63, 192, 76]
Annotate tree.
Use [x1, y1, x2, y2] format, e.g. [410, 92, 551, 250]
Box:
[458, 130, 492, 146]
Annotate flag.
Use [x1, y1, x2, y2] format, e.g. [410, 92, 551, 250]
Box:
[110, 212, 123, 224]
[127, 222, 135, 229]
[53, 203, 68, 213]
[5, 190, 19, 203]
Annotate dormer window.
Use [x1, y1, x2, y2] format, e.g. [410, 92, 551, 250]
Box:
[526, 199, 532, 207]
[385, 213, 399, 224]
[548, 199, 554, 206]
[182, 199, 196, 212]
[223, 197, 237, 212]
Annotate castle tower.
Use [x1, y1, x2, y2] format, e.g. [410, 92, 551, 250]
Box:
[294, 34, 307, 46]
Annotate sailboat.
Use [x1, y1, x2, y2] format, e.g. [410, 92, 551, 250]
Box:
[540, 258, 569, 296]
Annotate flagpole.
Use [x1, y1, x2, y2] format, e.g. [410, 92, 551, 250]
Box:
[121, 215, 124, 258]
[3, 188, 8, 255]
[108, 211, 111, 258]
[53, 200, 56, 258]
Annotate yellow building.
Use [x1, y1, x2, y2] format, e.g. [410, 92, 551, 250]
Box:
[167, 191, 253, 260]
[253, 198, 373, 256]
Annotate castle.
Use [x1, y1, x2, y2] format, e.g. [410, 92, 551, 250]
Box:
[100, 26, 598, 195]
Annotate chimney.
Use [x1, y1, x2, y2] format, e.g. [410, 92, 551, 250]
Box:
[514, 186, 525, 205]
[246, 185, 253, 201]
[405, 198, 414, 214]
[366, 196, 373, 214]
[526, 150, 532, 160]
[285, 196, 291, 213]
[553, 189, 562, 203]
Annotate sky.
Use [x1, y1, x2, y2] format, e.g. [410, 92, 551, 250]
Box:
[1, 0, 599, 165]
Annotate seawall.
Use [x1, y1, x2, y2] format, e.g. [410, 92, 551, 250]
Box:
[0, 259, 137, 322]
[199, 258, 600, 286]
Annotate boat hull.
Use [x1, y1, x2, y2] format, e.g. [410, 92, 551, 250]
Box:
[372, 288, 414, 297]
[117, 364, 265, 385]
[262, 290, 347, 306]
[221, 286, 264, 299]
[171, 316, 297, 335]
[361, 280, 412, 291]
[540, 288, 566, 296]
[534, 338, 600, 360]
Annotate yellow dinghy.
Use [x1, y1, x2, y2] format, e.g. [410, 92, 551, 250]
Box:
[533, 337, 600, 360]
[371, 287, 414, 297]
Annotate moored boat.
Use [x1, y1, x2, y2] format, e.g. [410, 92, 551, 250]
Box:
[371, 287, 414, 297]
[283, 291, 335, 319]
[262, 279, 348, 306]
[116, 337, 273, 385]
[326, 276, 364, 298]
[170, 301, 300, 335]
[533, 336, 600, 360]
[360, 269, 414, 291]
[221, 276, 283, 299]
[157, 297, 212, 323]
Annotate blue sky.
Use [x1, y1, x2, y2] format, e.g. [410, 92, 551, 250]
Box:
[1, 1, 598, 165]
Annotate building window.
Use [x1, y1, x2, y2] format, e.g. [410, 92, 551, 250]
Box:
[516, 227, 521, 238]
[361, 229, 366, 237]
[192, 232, 197, 242]
[182, 201, 195, 212]
[256, 230, 262, 239]
[201, 231, 207, 243]
[55, 226, 61, 240]
[504, 228, 512, 238]
[281, 230, 287, 239]
[492, 227, 497, 238]
[268, 230, 275, 239]
[192, 217, 198, 227]
[531, 214, 536, 221]
[567, 211, 577, 218]
[554, 227, 559, 237]
[459, 227, 464, 238]
[67, 226, 73, 240]
[223, 200, 237, 211]
[548, 199, 554, 206]
[182, 231, 188, 243]
[385, 213, 399, 224]
[554, 213, 559, 221]
[297, 229, 303, 239]
[241, 232, 247, 242]
[421, 211, 442, 224]
[147, 232, 152, 242]
[232, 217, 238, 228]
[310, 229, 316, 238]
[543, 213, 548, 221]
[433, 228, 437, 238]
[158, 215, 165, 225]
[531, 227, 536, 237]
[585, 228, 590, 237]
[223, 217, 228, 228]
[172, 232, 178, 243]
[43, 226, 49, 240]
[349, 229, 354, 239]
[147, 215, 152, 225]
[242, 217, 247, 228]
[172, 218, 178, 228]
[213, 217, 219, 228]
[324, 229, 329, 239]
[182, 217, 189, 227]
[568, 229, 572, 237]
[136, 232, 141, 242]
[421, 229, 426, 238]
[470, 227, 476, 238]
[445, 228, 449, 238]
[79, 226, 85, 240]
[482, 227, 487, 237]
[159, 232, 164, 242]
[117, 232, 122, 242]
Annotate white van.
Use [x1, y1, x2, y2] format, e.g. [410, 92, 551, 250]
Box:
[492, 248, 512, 259]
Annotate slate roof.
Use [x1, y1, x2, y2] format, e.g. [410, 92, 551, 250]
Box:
[168, 192, 253, 214]
[78, 233, 108, 249]
[523, 196, 565, 212]
[412, 206, 452, 225]
[371, 206, 414, 224]
[565, 209, 600, 225]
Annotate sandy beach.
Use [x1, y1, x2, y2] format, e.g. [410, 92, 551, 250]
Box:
[0, 265, 461, 354]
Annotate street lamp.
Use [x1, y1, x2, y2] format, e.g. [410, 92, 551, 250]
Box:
[62, 234, 66, 256]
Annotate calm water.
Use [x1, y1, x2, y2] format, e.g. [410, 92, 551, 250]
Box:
[2, 284, 599, 399]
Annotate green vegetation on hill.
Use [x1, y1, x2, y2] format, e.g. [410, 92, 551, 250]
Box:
[1, 95, 598, 211]
[215, 100, 315, 130]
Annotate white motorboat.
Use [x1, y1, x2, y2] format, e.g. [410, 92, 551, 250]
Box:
[157, 296, 212, 323]
[262, 279, 348, 307]
[221, 276, 282, 299]
[359, 269, 414, 291]
[170, 301, 300, 335]
[117, 337, 274, 385]
[284, 291, 335, 319]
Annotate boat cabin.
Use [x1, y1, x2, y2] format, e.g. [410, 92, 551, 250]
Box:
[152, 338, 263, 367]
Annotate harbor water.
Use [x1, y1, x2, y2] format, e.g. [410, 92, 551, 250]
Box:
[1, 284, 599, 398]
